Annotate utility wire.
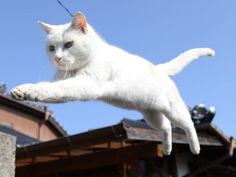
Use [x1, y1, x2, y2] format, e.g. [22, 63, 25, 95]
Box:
[56, 0, 73, 18]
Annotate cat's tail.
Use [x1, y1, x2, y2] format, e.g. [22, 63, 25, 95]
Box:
[156, 48, 215, 76]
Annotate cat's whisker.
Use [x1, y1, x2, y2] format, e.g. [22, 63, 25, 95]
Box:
[66, 65, 70, 79]
[62, 64, 69, 80]
[68, 66, 73, 78]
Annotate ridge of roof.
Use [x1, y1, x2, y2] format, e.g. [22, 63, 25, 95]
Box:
[0, 93, 68, 137]
[0, 93, 45, 113]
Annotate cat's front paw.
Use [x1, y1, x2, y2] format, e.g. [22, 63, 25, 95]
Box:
[11, 84, 35, 100]
[11, 84, 47, 101]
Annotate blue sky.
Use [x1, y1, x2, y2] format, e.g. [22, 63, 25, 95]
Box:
[0, 1, 236, 136]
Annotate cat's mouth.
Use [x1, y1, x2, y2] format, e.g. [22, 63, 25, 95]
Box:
[53, 61, 67, 69]
[55, 62, 76, 72]
[52, 58, 80, 71]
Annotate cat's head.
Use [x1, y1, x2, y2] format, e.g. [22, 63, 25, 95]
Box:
[39, 12, 92, 71]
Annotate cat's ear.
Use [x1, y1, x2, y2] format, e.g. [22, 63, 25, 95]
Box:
[38, 21, 54, 34]
[71, 12, 87, 33]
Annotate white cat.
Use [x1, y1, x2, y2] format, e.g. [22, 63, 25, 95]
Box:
[11, 12, 215, 155]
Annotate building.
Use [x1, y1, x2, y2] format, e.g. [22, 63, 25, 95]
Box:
[15, 120, 236, 177]
[0, 83, 67, 145]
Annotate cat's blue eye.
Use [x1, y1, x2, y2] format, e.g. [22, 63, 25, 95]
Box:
[64, 41, 73, 49]
[49, 45, 55, 52]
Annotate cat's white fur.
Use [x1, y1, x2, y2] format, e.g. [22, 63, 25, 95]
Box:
[11, 12, 215, 155]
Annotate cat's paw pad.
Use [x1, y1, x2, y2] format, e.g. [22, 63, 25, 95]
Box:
[11, 84, 34, 100]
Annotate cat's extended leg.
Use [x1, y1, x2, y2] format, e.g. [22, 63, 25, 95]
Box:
[178, 120, 200, 155]
[164, 104, 200, 154]
[11, 76, 103, 103]
[144, 110, 172, 155]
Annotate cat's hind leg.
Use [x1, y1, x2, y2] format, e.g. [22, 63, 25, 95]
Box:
[144, 110, 172, 155]
[164, 104, 200, 154]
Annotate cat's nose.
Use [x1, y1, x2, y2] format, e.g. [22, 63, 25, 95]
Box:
[55, 57, 62, 62]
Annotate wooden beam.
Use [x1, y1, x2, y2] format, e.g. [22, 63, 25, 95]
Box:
[183, 138, 235, 177]
[16, 143, 161, 177]
[129, 160, 147, 177]
[16, 124, 126, 159]
[125, 126, 223, 146]
[209, 124, 231, 145]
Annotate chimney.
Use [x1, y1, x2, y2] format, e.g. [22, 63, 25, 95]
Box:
[0, 83, 6, 93]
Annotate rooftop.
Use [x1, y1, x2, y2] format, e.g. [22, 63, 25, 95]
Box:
[0, 91, 67, 137]
[15, 118, 235, 177]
